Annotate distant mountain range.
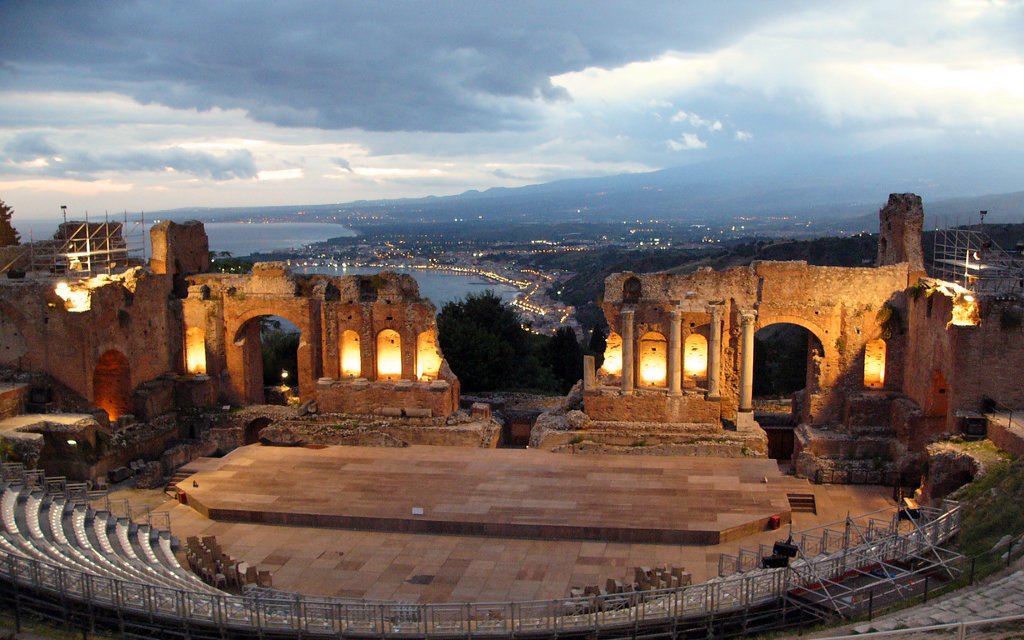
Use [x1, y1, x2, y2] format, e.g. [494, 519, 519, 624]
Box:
[153, 145, 1024, 233]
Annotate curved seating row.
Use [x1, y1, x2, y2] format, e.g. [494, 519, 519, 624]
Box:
[0, 481, 223, 596]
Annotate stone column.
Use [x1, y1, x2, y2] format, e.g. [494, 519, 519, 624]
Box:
[739, 310, 756, 412]
[621, 308, 635, 395]
[706, 304, 723, 399]
[583, 355, 596, 391]
[668, 308, 682, 396]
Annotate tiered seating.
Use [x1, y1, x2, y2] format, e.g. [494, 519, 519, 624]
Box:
[0, 472, 227, 597]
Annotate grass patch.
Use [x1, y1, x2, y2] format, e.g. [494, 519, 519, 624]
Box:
[954, 456, 1024, 572]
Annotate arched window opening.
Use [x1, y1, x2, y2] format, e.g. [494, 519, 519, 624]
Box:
[638, 331, 667, 387]
[341, 329, 361, 377]
[377, 329, 402, 380]
[623, 277, 641, 303]
[185, 326, 207, 374]
[683, 333, 708, 387]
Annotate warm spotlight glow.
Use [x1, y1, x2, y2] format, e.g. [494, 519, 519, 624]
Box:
[185, 326, 207, 374]
[376, 329, 402, 380]
[341, 330, 361, 377]
[683, 333, 708, 383]
[638, 331, 667, 386]
[54, 281, 91, 312]
[863, 338, 886, 388]
[416, 330, 442, 380]
[601, 331, 622, 375]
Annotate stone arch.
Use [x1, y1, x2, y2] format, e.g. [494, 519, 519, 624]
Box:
[416, 330, 442, 380]
[340, 329, 361, 377]
[753, 322, 825, 398]
[623, 277, 642, 303]
[244, 417, 271, 446]
[863, 338, 886, 388]
[376, 329, 402, 380]
[683, 333, 708, 387]
[638, 331, 667, 387]
[229, 310, 307, 405]
[600, 331, 623, 376]
[755, 314, 831, 360]
[94, 349, 131, 421]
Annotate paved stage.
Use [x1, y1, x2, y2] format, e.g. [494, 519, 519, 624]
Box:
[182, 444, 795, 545]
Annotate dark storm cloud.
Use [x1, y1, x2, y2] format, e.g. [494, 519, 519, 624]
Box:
[2, 141, 257, 182]
[0, 1, 811, 133]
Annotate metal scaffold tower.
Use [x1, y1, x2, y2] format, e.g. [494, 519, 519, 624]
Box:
[930, 210, 1024, 294]
[26, 207, 147, 279]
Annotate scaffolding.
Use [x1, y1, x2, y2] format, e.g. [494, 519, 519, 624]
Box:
[930, 213, 1024, 294]
[25, 209, 147, 279]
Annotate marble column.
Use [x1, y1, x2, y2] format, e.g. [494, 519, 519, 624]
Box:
[621, 308, 635, 395]
[668, 308, 682, 396]
[706, 304, 724, 399]
[739, 310, 756, 412]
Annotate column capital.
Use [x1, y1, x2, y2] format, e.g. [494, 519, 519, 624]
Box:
[740, 310, 757, 326]
[706, 303, 725, 319]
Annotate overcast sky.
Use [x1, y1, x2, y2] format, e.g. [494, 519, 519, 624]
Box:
[2, 0, 1023, 225]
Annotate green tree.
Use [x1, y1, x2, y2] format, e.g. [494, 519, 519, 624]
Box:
[437, 290, 557, 393]
[0, 199, 21, 246]
[587, 324, 607, 370]
[260, 317, 300, 386]
[542, 327, 585, 393]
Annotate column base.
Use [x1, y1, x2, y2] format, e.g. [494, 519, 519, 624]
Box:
[736, 411, 757, 429]
[669, 390, 682, 398]
[705, 394, 721, 401]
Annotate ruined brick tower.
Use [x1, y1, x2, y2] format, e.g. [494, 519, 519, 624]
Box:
[877, 193, 925, 274]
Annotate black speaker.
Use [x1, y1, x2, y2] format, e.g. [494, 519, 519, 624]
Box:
[761, 555, 789, 569]
[773, 541, 799, 558]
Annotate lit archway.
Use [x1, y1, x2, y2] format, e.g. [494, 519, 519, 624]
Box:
[340, 329, 361, 377]
[377, 329, 402, 380]
[863, 339, 886, 388]
[416, 330, 442, 380]
[683, 333, 708, 387]
[94, 350, 131, 421]
[230, 315, 301, 405]
[638, 331, 667, 387]
[601, 331, 622, 376]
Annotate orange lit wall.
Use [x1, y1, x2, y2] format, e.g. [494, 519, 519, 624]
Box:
[416, 330, 442, 380]
[638, 331, 667, 386]
[185, 326, 207, 374]
[341, 330, 361, 377]
[376, 329, 402, 380]
[863, 338, 886, 388]
[601, 332, 622, 375]
[683, 333, 708, 385]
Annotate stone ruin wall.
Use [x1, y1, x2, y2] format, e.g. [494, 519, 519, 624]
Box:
[592, 260, 911, 427]
[185, 265, 459, 419]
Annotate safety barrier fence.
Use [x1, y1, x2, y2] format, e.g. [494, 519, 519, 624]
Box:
[0, 500, 964, 639]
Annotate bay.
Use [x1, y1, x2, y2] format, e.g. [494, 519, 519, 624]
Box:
[204, 221, 356, 255]
[295, 264, 521, 308]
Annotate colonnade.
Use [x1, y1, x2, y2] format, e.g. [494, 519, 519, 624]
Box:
[616, 305, 756, 412]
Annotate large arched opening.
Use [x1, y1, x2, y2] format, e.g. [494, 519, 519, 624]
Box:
[94, 349, 131, 421]
[753, 323, 825, 463]
[231, 315, 301, 405]
[340, 329, 362, 378]
[416, 330, 442, 381]
[376, 329, 402, 381]
[683, 333, 708, 389]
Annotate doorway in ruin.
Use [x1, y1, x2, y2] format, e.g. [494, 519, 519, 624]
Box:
[232, 315, 301, 405]
[94, 349, 131, 421]
[753, 323, 824, 462]
[244, 417, 272, 446]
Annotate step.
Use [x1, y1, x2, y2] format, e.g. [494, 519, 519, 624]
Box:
[787, 493, 817, 514]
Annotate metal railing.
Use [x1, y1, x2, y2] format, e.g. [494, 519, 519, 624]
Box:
[0, 498, 964, 639]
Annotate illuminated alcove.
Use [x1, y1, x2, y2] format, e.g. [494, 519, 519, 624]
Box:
[601, 331, 622, 376]
[94, 349, 131, 421]
[185, 326, 207, 374]
[377, 329, 402, 380]
[341, 330, 361, 377]
[416, 330, 442, 380]
[683, 333, 708, 386]
[863, 338, 886, 388]
[638, 331, 667, 387]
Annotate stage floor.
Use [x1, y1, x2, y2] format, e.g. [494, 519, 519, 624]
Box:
[183, 444, 795, 545]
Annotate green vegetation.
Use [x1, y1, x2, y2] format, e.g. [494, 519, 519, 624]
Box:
[0, 199, 20, 247]
[208, 250, 254, 274]
[954, 455, 1024, 573]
